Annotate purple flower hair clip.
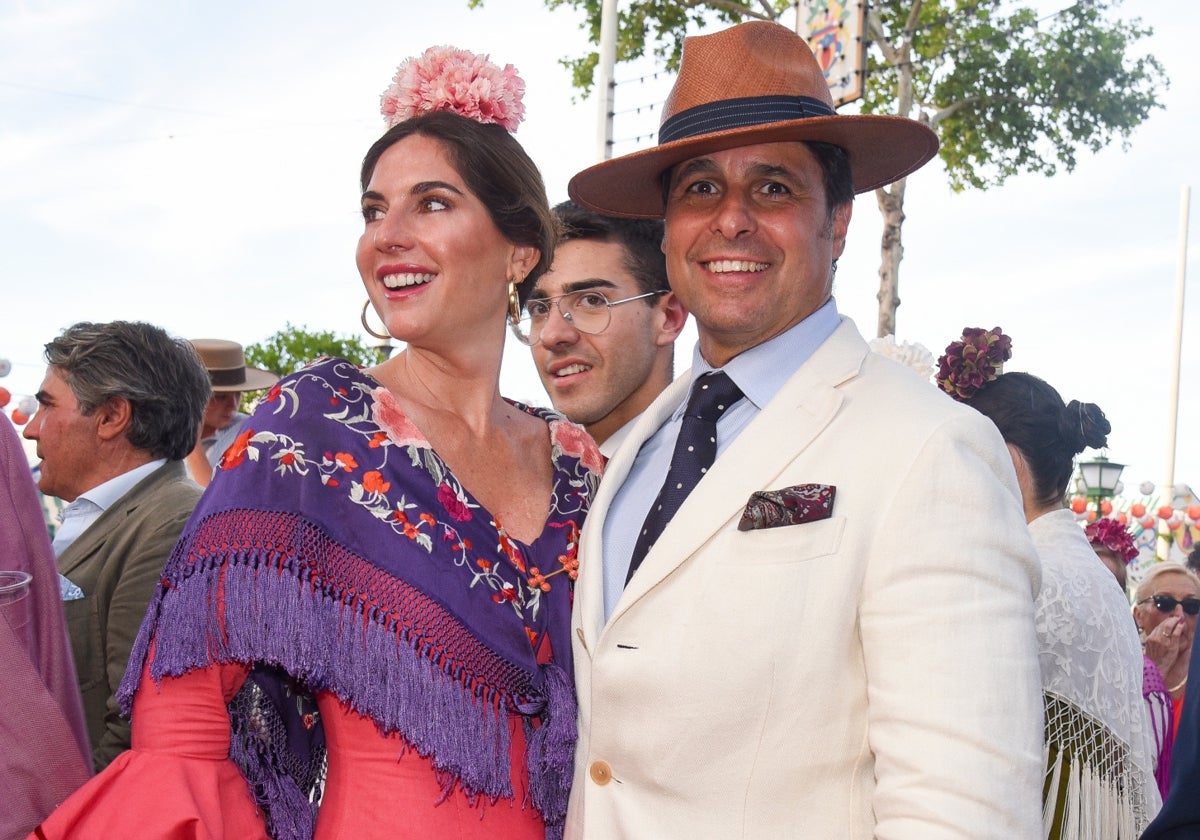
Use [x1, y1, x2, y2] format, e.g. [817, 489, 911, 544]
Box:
[1085, 518, 1139, 563]
[380, 45, 526, 132]
[935, 327, 1013, 401]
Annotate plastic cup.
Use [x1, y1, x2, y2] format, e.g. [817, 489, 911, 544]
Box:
[0, 570, 33, 641]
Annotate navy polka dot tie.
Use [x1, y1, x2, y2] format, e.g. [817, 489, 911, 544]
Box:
[626, 371, 744, 584]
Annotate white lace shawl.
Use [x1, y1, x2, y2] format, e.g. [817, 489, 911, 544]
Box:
[1029, 509, 1161, 838]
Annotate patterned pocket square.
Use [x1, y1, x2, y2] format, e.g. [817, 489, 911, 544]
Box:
[737, 483, 836, 531]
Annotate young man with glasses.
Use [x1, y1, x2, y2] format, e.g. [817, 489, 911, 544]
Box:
[520, 201, 687, 456]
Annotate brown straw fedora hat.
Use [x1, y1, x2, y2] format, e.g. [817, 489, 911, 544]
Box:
[189, 339, 280, 393]
[568, 21, 939, 219]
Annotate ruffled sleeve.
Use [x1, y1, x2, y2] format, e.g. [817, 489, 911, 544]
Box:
[31, 657, 269, 840]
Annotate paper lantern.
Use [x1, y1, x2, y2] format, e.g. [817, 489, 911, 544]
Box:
[1188, 505, 1200, 522]
[1131, 503, 1146, 518]
[1086, 511, 1097, 522]
[0, 386, 9, 408]
[17, 395, 35, 416]
[1158, 505, 1175, 520]
[1140, 481, 1156, 496]
[1168, 515, 1183, 530]
[0, 358, 10, 377]
[1113, 481, 1124, 496]
[1140, 516, 1156, 529]
[10, 409, 28, 425]
[1070, 497, 1087, 514]
[1117, 512, 1128, 525]
[1100, 500, 1113, 516]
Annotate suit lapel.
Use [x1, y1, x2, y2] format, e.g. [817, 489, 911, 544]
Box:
[56, 462, 176, 577]
[576, 374, 692, 646]
[609, 321, 868, 624]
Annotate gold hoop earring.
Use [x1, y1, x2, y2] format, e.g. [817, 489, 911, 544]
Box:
[507, 278, 522, 327]
[361, 300, 391, 340]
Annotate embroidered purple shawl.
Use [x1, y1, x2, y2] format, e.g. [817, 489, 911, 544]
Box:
[119, 358, 602, 840]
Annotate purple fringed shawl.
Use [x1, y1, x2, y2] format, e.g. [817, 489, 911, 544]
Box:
[1144, 655, 1175, 800]
[118, 358, 602, 840]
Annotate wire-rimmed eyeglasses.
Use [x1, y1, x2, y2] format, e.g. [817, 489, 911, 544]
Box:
[510, 289, 666, 346]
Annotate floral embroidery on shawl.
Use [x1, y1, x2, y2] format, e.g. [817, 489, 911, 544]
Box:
[120, 358, 601, 840]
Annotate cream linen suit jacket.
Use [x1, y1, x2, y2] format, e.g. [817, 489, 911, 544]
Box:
[567, 319, 1044, 839]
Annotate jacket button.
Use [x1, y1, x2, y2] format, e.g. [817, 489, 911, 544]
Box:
[589, 760, 612, 785]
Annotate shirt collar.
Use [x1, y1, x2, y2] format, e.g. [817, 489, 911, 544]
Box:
[685, 297, 840, 411]
[77, 458, 168, 512]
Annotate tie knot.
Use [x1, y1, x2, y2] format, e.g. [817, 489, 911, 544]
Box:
[684, 371, 743, 423]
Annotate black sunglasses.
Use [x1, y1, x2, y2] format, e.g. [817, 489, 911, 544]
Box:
[1138, 594, 1200, 616]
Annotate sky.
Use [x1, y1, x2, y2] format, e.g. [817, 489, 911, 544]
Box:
[1, 0, 1197, 505]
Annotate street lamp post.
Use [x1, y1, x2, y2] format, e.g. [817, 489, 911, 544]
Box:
[1078, 456, 1125, 520]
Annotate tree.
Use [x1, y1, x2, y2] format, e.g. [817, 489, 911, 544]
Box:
[485, 0, 1165, 336]
[241, 323, 384, 409]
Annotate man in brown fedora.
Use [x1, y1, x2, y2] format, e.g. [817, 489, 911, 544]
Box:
[187, 338, 279, 486]
[565, 21, 1043, 838]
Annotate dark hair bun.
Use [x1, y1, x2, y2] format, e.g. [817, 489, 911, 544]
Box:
[1061, 400, 1110, 454]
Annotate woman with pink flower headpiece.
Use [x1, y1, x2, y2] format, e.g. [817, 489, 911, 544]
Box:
[938, 328, 1161, 838]
[32, 46, 601, 840]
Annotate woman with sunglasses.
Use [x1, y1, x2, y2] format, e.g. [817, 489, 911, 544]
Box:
[937, 328, 1160, 836]
[1135, 564, 1200, 781]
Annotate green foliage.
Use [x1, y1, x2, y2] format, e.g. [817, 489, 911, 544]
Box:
[502, 0, 1165, 191]
[243, 322, 384, 378]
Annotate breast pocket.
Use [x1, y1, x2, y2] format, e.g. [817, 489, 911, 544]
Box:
[715, 515, 846, 566]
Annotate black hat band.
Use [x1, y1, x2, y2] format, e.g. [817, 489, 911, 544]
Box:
[659, 95, 836, 146]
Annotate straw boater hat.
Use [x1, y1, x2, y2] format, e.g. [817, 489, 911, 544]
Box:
[189, 339, 279, 393]
[568, 20, 940, 219]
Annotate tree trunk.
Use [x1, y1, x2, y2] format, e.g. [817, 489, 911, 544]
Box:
[875, 176, 907, 338]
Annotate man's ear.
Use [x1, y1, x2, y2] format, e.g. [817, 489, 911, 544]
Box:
[831, 200, 852, 260]
[94, 396, 133, 442]
[653, 292, 689, 348]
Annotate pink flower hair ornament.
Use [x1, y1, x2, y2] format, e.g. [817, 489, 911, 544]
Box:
[381, 45, 526, 132]
[1085, 517, 1139, 563]
[935, 327, 1013, 401]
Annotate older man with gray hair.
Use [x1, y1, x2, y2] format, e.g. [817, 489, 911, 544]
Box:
[23, 320, 210, 769]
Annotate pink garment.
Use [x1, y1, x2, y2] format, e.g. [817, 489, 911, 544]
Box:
[0, 417, 91, 840]
[1145, 654, 1175, 800]
[36, 657, 548, 839]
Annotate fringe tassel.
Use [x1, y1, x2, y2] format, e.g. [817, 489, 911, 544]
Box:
[147, 555, 516, 803]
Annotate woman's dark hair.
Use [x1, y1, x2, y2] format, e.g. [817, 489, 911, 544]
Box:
[360, 111, 555, 303]
[968, 372, 1110, 509]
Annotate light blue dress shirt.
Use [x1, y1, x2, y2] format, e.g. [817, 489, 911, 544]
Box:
[601, 298, 842, 618]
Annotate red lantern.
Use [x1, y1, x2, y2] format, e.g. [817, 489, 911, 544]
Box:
[10, 409, 28, 425]
[1158, 505, 1175, 520]
[0, 387, 10, 409]
[1117, 512, 1128, 525]
[1070, 497, 1087, 514]
[1188, 504, 1200, 522]
[1086, 510, 1097, 522]
[1131, 503, 1146, 518]
[1140, 516, 1156, 529]
[1100, 500, 1113, 516]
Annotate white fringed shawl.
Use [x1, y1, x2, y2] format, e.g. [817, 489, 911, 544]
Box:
[1030, 510, 1160, 839]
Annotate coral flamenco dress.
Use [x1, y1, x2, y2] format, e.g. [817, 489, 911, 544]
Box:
[32, 358, 603, 840]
